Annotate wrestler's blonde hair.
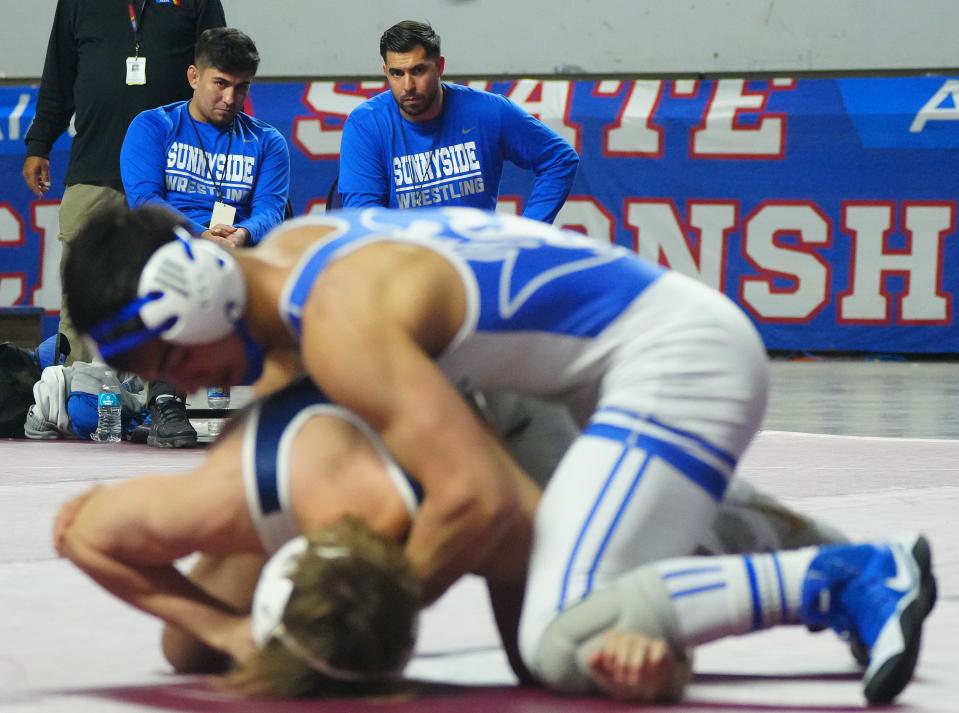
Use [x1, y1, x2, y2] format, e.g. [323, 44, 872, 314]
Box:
[226, 517, 421, 697]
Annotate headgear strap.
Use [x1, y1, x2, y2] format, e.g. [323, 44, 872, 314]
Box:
[86, 227, 248, 359]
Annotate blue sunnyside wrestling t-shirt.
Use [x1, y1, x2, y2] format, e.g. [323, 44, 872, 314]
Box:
[121, 100, 290, 244]
[339, 83, 578, 223]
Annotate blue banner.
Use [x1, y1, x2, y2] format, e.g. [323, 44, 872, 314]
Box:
[2, 77, 958, 353]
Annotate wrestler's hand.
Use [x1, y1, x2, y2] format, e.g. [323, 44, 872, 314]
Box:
[212, 614, 258, 664]
[52, 486, 102, 555]
[586, 630, 689, 703]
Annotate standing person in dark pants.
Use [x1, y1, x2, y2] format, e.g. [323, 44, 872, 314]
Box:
[338, 20, 579, 222]
[22, 0, 226, 447]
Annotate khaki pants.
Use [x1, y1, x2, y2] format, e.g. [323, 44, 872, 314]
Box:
[57, 184, 126, 363]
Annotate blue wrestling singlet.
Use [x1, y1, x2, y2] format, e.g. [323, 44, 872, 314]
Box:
[262, 208, 772, 673]
[276, 207, 666, 394]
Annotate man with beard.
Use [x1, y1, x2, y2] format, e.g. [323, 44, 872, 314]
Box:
[338, 21, 579, 222]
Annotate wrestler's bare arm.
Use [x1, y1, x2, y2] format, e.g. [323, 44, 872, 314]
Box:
[486, 577, 535, 684]
[299, 245, 522, 603]
[479, 476, 539, 686]
[55, 463, 263, 661]
[161, 553, 266, 673]
[252, 347, 304, 396]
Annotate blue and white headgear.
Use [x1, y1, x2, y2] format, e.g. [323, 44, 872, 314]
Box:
[87, 227, 263, 380]
[138, 228, 246, 345]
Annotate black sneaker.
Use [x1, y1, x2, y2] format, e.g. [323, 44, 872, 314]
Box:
[147, 394, 198, 448]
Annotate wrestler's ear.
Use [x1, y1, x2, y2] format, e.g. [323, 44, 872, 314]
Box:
[187, 65, 200, 90]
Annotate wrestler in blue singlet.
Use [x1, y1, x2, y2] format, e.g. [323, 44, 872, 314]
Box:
[270, 207, 769, 672]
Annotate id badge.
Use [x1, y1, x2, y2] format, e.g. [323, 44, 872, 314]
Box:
[126, 56, 147, 85]
[211, 201, 237, 226]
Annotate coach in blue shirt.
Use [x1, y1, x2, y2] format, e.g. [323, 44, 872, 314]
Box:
[121, 27, 290, 247]
[338, 20, 578, 223]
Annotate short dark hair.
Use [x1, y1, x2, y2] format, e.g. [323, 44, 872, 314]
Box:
[379, 21, 441, 62]
[195, 27, 260, 75]
[63, 205, 184, 371]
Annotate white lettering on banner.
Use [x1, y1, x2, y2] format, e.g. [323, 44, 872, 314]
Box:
[673, 80, 699, 96]
[292, 79, 799, 160]
[3, 195, 954, 327]
[555, 198, 616, 244]
[506, 80, 579, 149]
[625, 199, 737, 290]
[840, 203, 952, 322]
[693, 79, 790, 158]
[619, 198, 955, 324]
[594, 80, 623, 96]
[741, 204, 830, 320]
[604, 81, 664, 156]
[0, 207, 26, 305]
[495, 197, 521, 216]
[294, 81, 384, 158]
[31, 203, 61, 311]
[1, 93, 31, 141]
[910, 79, 959, 132]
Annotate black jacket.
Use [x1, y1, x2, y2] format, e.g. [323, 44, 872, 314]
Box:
[25, 0, 226, 187]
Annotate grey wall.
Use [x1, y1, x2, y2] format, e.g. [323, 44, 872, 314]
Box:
[3, 0, 958, 80]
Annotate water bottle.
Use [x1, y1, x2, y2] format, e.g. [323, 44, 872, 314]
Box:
[207, 386, 231, 439]
[92, 373, 122, 443]
[207, 386, 231, 409]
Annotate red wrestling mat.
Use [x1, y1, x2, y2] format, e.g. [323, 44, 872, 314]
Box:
[1, 425, 956, 713]
[57, 679, 878, 713]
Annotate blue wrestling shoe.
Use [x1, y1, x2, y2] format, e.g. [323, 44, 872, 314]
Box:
[801, 533, 936, 704]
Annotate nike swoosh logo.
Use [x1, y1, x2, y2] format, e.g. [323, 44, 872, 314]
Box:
[462, 126, 476, 134]
[885, 542, 917, 593]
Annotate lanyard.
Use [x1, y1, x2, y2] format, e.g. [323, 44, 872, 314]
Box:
[127, 1, 145, 56]
[188, 108, 235, 203]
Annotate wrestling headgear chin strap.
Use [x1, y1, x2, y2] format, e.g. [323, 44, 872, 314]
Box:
[87, 227, 264, 382]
